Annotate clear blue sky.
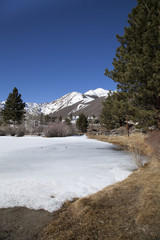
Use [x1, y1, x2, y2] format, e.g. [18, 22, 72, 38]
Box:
[0, 0, 137, 103]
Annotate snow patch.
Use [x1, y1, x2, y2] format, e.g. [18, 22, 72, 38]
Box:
[85, 88, 110, 98]
[0, 136, 135, 212]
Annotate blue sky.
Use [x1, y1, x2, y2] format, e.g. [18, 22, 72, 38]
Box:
[0, 0, 137, 103]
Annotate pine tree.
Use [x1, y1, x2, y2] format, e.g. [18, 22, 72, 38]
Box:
[105, 0, 160, 127]
[2, 87, 25, 124]
[100, 92, 135, 130]
[76, 113, 88, 133]
[65, 117, 71, 126]
[59, 116, 62, 122]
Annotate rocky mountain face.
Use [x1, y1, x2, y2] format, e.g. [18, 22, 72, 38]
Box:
[1, 88, 110, 118]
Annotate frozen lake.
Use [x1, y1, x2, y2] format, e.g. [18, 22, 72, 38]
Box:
[0, 135, 135, 212]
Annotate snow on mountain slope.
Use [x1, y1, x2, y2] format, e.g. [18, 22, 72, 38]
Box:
[41, 92, 85, 115]
[85, 88, 110, 98]
[39, 91, 95, 115]
[0, 88, 111, 116]
[25, 103, 43, 115]
[70, 103, 89, 114]
[0, 101, 5, 109]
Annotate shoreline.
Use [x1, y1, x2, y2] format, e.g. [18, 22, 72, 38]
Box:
[1, 134, 159, 240]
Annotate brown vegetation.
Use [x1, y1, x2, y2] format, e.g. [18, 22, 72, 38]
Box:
[0, 121, 77, 138]
[41, 161, 160, 240]
[0, 125, 25, 137]
[146, 130, 160, 158]
[87, 133, 153, 169]
[40, 132, 160, 240]
[44, 122, 77, 137]
[87, 133, 152, 156]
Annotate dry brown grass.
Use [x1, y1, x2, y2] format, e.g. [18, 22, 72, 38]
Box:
[41, 161, 160, 240]
[87, 133, 153, 169]
[40, 132, 160, 240]
[44, 122, 77, 137]
[146, 130, 160, 158]
[87, 133, 152, 157]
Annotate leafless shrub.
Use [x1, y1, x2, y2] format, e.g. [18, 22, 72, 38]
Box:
[44, 122, 77, 137]
[129, 146, 146, 169]
[128, 138, 149, 168]
[0, 124, 26, 137]
[0, 125, 25, 137]
[0, 129, 6, 136]
[146, 130, 160, 157]
[16, 128, 25, 137]
[116, 126, 128, 136]
[9, 128, 16, 136]
[34, 125, 44, 136]
[0, 125, 8, 136]
[13, 125, 26, 137]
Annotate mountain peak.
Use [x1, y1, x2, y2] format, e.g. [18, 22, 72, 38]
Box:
[1, 88, 111, 116]
[84, 88, 109, 98]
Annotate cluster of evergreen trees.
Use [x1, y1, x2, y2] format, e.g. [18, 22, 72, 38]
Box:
[101, 0, 160, 130]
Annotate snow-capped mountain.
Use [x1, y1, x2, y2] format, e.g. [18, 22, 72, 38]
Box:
[1, 88, 111, 117]
[25, 102, 43, 115]
[39, 91, 94, 115]
[84, 88, 110, 98]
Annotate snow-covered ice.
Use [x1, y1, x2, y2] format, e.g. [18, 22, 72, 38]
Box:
[0, 135, 136, 212]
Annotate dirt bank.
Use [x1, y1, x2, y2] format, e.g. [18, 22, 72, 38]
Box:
[0, 207, 53, 240]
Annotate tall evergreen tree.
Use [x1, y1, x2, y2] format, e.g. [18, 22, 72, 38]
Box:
[105, 0, 160, 127]
[2, 87, 25, 124]
[76, 113, 88, 133]
[100, 92, 135, 129]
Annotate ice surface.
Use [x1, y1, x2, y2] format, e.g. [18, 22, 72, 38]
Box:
[0, 135, 136, 212]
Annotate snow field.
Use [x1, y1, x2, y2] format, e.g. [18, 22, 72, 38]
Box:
[0, 135, 136, 212]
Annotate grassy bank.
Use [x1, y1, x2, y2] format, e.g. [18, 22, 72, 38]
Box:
[87, 133, 153, 168]
[87, 133, 151, 157]
[41, 133, 160, 240]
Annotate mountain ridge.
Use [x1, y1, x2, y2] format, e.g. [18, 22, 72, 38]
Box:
[0, 88, 111, 117]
